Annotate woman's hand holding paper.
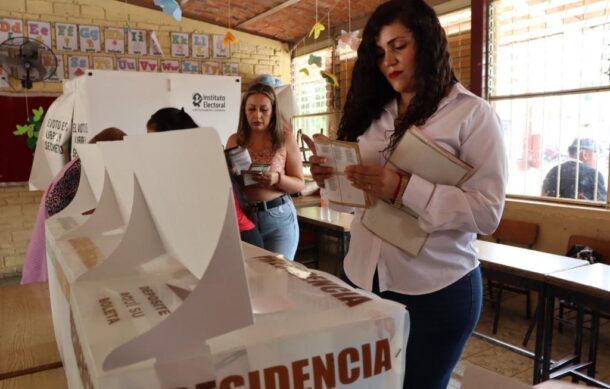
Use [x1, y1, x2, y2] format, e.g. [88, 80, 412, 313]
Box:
[345, 164, 403, 201]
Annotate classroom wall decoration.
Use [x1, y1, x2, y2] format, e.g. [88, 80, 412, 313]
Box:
[105, 27, 125, 54]
[161, 59, 180, 73]
[182, 60, 199, 74]
[55, 23, 78, 51]
[202, 61, 220, 75]
[79, 25, 101, 53]
[26, 21, 52, 48]
[117, 57, 137, 71]
[138, 58, 159, 72]
[68, 55, 89, 78]
[127, 29, 147, 55]
[0, 18, 23, 44]
[170, 32, 189, 57]
[212, 34, 230, 59]
[0, 15, 255, 87]
[93, 56, 113, 70]
[192, 33, 209, 59]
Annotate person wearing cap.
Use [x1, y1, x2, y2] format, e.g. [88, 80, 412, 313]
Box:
[542, 138, 607, 202]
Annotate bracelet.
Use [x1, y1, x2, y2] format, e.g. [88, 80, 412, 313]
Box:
[391, 172, 402, 204]
[392, 175, 409, 208]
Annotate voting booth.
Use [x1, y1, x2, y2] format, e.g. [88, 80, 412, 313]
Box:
[29, 70, 241, 191]
[45, 128, 410, 388]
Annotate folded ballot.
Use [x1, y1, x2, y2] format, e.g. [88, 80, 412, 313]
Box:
[46, 128, 409, 389]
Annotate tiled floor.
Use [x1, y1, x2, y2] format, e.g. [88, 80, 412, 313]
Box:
[296, 235, 610, 388]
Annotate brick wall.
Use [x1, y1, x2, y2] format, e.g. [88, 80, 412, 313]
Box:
[0, 186, 42, 278]
[0, 0, 292, 277]
[1, 0, 292, 93]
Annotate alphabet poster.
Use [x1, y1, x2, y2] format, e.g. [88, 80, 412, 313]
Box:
[56, 23, 78, 51]
[105, 27, 125, 54]
[182, 60, 199, 74]
[202, 61, 220, 75]
[170, 32, 189, 57]
[117, 57, 137, 71]
[27, 21, 52, 48]
[161, 60, 180, 73]
[138, 59, 159, 72]
[192, 33, 209, 59]
[0, 18, 23, 44]
[48, 55, 65, 81]
[127, 29, 147, 55]
[93, 56, 113, 70]
[212, 34, 230, 59]
[79, 25, 101, 53]
[223, 63, 239, 76]
[68, 55, 89, 78]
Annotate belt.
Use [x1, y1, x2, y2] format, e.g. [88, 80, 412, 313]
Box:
[252, 194, 290, 212]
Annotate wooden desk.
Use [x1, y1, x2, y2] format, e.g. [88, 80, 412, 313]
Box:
[291, 195, 320, 208]
[542, 263, 610, 387]
[0, 368, 67, 389]
[475, 240, 587, 384]
[0, 283, 62, 380]
[296, 206, 353, 273]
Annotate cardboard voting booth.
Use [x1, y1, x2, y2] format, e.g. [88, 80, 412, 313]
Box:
[30, 70, 241, 190]
[46, 128, 409, 388]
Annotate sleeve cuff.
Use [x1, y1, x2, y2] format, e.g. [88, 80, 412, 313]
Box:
[402, 174, 435, 214]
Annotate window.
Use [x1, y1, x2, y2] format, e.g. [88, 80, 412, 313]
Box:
[489, 0, 610, 204]
[439, 8, 472, 89]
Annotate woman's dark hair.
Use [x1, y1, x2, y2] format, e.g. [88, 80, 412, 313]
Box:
[235, 82, 284, 152]
[337, 0, 457, 153]
[89, 127, 126, 143]
[147, 107, 198, 132]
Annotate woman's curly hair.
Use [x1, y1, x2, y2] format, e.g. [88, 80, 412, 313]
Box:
[337, 0, 457, 153]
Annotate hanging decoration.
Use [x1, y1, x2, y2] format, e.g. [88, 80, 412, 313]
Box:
[320, 70, 338, 87]
[299, 68, 310, 76]
[223, 0, 238, 47]
[338, 30, 361, 52]
[153, 0, 182, 21]
[308, 54, 322, 67]
[308, 0, 326, 39]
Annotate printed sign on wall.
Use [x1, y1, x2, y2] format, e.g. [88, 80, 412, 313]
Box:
[48, 55, 65, 81]
[127, 29, 147, 55]
[223, 63, 239, 76]
[182, 60, 199, 74]
[105, 27, 125, 54]
[68, 55, 89, 78]
[117, 57, 137, 71]
[202, 61, 220, 75]
[170, 32, 189, 57]
[79, 25, 101, 53]
[161, 59, 180, 73]
[138, 58, 159, 72]
[27, 21, 52, 48]
[93, 56, 113, 70]
[212, 34, 230, 59]
[0, 18, 23, 44]
[149, 31, 163, 56]
[56, 23, 78, 51]
[192, 33, 209, 59]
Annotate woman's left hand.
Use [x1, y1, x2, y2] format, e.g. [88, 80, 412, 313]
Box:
[254, 171, 279, 188]
[345, 164, 402, 201]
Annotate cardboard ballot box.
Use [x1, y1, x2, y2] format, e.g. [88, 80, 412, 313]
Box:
[46, 128, 409, 388]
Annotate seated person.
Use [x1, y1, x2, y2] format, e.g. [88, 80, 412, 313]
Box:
[542, 138, 607, 202]
[21, 127, 127, 284]
[146, 107, 198, 133]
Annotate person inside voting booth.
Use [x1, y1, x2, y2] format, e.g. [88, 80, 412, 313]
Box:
[309, 1, 508, 388]
[226, 83, 305, 260]
[21, 127, 127, 285]
[146, 107, 262, 248]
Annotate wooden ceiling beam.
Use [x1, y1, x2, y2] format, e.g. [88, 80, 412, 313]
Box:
[236, 0, 303, 28]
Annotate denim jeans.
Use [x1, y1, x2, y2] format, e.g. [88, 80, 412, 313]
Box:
[255, 198, 299, 260]
[341, 266, 483, 389]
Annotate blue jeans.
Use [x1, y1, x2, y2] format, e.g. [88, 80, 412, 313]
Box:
[255, 198, 299, 260]
[341, 266, 483, 389]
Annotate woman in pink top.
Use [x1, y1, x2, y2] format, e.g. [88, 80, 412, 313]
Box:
[226, 83, 304, 259]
